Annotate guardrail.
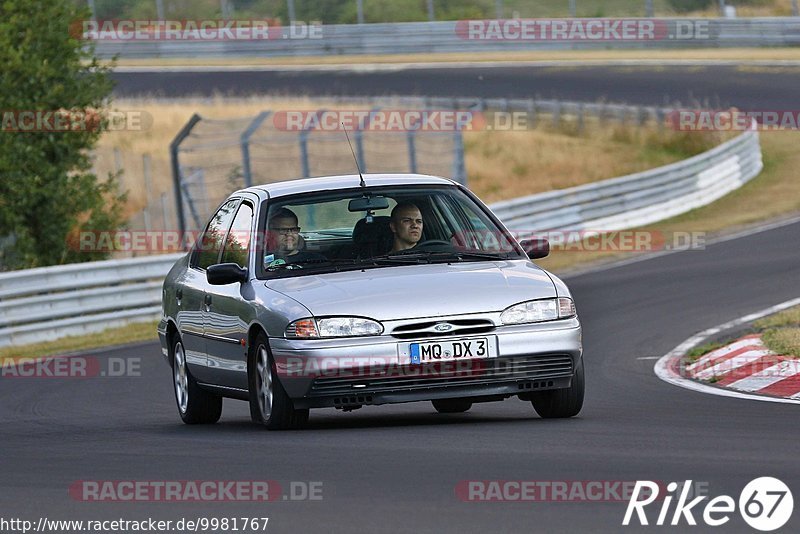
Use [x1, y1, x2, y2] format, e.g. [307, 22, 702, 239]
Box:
[0, 254, 182, 348]
[94, 18, 800, 59]
[0, 125, 762, 349]
[490, 126, 762, 234]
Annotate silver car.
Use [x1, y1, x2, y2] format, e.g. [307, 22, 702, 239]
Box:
[158, 174, 583, 429]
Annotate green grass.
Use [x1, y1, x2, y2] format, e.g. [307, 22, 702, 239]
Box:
[686, 307, 800, 379]
[0, 321, 158, 361]
[754, 306, 800, 330]
[754, 306, 800, 357]
[761, 328, 800, 357]
[685, 341, 726, 363]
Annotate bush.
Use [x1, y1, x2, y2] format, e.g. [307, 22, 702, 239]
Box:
[0, 0, 125, 270]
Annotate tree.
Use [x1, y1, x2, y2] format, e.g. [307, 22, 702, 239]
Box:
[0, 0, 125, 270]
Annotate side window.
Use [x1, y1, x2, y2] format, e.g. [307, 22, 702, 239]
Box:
[221, 202, 254, 268]
[194, 199, 239, 270]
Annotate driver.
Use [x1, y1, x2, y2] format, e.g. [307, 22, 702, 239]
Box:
[265, 208, 326, 267]
[389, 202, 423, 252]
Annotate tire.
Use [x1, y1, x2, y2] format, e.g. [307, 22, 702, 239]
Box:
[530, 357, 584, 419]
[172, 336, 222, 424]
[248, 333, 309, 430]
[432, 398, 473, 414]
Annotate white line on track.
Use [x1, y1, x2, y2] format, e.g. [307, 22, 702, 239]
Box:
[654, 297, 800, 405]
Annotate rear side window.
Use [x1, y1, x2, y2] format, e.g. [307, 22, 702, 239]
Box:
[221, 202, 254, 268]
[194, 199, 239, 270]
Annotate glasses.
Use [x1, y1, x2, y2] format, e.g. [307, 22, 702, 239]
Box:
[270, 226, 301, 234]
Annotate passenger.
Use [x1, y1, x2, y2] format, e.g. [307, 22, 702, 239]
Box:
[265, 208, 326, 267]
[389, 202, 423, 252]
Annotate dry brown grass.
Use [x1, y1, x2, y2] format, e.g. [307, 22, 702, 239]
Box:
[111, 48, 800, 67]
[537, 131, 800, 273]
[465, 120, 724, 203]
[96, 96, 366, 217]
[96, 97, 799, 279]
[762, 328, 800, 357]
[755, 306, 800, 330]
[99, 96, 717, 217]
[0, 321, 158, 361]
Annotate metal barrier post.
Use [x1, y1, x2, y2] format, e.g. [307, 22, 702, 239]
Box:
[452, 129, 467, 186]
[407, 130, 417, 173]
[170, 113, 202, 243]
[240, 111, 270, 188]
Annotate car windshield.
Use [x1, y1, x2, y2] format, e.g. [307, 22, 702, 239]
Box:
[257, 185, 523, 278]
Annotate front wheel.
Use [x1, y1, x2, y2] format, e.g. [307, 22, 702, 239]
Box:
[172, 337, 222, 424]
[248, 333, 309, 430]
[530, 357, 584, 418]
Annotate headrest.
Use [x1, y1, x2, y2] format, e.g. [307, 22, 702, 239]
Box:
[352, 216, 392, 245]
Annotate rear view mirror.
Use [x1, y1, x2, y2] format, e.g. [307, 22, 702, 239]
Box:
[349, 196, 390, 212]
[520, 237, 550, 259]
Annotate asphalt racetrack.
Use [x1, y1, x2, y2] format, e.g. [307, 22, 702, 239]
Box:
[2, 219, 799, 533]
[2, 64, 798, 533]
[112, 65, 800, 110]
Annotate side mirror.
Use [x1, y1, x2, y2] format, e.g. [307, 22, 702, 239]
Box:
[207, 263, 248, 285]
[520, 237, 550, 259]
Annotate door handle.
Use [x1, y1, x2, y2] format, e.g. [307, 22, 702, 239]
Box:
[204, 294, 212, 310]
[175, 288, 182, 305]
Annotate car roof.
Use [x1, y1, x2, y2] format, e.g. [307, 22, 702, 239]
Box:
[248, 173, 457, 199]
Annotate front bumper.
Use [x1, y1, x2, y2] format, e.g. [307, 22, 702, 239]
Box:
[269, 317, 582, 409]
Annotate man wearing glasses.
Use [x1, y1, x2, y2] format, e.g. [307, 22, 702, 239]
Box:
[389, 202, 424, 252]
[265, 208, 325, 267]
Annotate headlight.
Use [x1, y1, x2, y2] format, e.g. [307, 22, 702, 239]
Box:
[500, 298, 576, 325]
[285, 317, 384, 338]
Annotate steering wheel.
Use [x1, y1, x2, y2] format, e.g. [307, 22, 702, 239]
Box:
[414, 239, 452, 249]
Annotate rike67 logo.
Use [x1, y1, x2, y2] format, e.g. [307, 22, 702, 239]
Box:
[623, 478, 793, 531]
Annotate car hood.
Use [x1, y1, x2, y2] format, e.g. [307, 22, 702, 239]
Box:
[264, 260, 556, 321]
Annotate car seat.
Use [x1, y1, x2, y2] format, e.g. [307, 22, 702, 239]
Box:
[352, 216, 393, 258]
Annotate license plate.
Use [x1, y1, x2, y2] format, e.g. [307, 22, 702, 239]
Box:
[401, 337, 497, 365]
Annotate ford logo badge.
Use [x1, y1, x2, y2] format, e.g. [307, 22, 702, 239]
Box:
[434, 323, 454, 332]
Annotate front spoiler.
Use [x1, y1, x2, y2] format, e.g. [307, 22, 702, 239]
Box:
[292, 374, 573, 409]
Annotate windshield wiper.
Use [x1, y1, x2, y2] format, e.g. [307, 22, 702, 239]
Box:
[432, 250, 514, 261]
[368, 250, 512, 264]
[354, 253, 426, 265]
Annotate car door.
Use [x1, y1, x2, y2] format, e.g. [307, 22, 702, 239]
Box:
[183, 198, 240, 384]
[203, 198, 257, 390]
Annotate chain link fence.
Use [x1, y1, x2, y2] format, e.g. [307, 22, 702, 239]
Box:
[170, 104, 466, 233]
